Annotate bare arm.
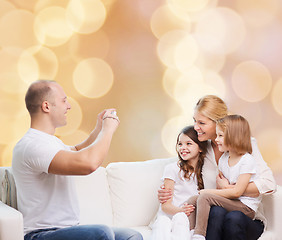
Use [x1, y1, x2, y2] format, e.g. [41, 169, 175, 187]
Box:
[72, 109, 113, 151]
[217, 172, 260, 197]
[48, 109, 119, 175]
[202, 173, 252, 199]
[161, 179, 184, 215]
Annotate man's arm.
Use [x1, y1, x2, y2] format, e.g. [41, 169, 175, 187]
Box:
[48, 109, 119, 175]
[71, 109, 110, 151]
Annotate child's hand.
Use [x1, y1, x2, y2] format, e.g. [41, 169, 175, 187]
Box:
[216, 172, 230, 189]
[199, 189, 214, 194]
[182, 203, 195, 216]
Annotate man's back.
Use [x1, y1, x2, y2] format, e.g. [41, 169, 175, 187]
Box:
[12, 128, 79, 235]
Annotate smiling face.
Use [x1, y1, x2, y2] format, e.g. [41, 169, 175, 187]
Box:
[215, 126, 228, 152]
[48, 83, 71, 128]
[193, 111, 217, 142]
[176, 133, 201, 161]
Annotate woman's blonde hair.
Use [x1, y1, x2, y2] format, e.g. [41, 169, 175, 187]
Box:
[217, 115, 252, 154]
[195, 95, 228, 122]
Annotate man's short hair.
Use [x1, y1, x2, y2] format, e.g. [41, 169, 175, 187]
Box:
[25, 80, 56, 115]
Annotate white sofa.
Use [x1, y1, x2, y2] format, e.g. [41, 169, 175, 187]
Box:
[0, 157, 281, 240]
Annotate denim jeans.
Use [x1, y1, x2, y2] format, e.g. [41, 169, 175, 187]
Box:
[206, 206, 264, 240]
[24, 225, 143, 240]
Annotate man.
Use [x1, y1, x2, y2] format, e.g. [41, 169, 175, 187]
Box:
[12, 80, 143, 240]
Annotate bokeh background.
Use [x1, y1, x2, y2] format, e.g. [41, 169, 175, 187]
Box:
[0, 0, 281, 185]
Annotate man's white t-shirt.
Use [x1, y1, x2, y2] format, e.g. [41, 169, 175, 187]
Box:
[218, 152, 261, 212]
[12, 128, 80, 235]
[157, 161, 198, 217]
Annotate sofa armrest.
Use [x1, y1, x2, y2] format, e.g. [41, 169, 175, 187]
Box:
[261, 185, 282, 239]
[0, 201, 24, 240]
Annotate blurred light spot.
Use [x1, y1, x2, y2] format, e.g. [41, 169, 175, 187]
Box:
[55, 97, 82, 136]
[168, 0, 209, 12]
[179, 65, 203, 81]
[150, 5, 191, 40]
[0, 48, 29, 94]
[161, 116, 193, 155]
[34, 7, 74, 47]
[162, 68, 182, 99]
[66, 0, 106, 34]
[2, 143, 16, 166]
[280, 136, 282, 157]
[167, 0, 217, 22]
[195, 7, 246, 54]
[157, 30, 187, 68]
[18, 46, 59, 84]
[18, 50, 39, 85]
[232, 61, 272, 102]
[0, 10, 38, 48]
[73, 58, 114, 98]
[8, 0, 37, 11]
[236, 0, 278, 28]
[245, 105, 262, 132]
[163, 66, 204, 105]
[257, 128, 282, 165]
[0, 97, 29, 144]
[196, 52, 225, 72]
[271, 78, 282, 115]
[59, 129, 89, 146]
[203, 70, 226, 97]
[0, 0, 16, 18]
[69, 30, 110, 61]
[174, 35, 199, 72]
[34, 0, 70, 12]
[174, 74, 224, 112]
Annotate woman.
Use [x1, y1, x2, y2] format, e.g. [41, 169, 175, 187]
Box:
[158, 95, 276, 240]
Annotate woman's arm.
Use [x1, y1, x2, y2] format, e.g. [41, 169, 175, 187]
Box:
[202, 173, 252, 199]
[161, 179, 184, 215]
[251, 138, 277, 195]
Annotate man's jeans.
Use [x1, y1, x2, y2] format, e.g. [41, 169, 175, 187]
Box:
[24, 225, 143, 240]
[206, 206, 264, 240]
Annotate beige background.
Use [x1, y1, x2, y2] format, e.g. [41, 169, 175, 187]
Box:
[0, 0, 281, 185]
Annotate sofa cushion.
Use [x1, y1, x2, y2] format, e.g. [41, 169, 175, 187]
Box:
[0, 168, 17, 210]
[106, 157, 177, 227]
[74, 167, 113, 226]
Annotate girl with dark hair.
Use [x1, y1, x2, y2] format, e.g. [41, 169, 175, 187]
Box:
[151, 126, 207, 240]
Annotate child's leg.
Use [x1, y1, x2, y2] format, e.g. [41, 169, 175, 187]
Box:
[194, 193, 255, 237]
[171, 212, 192, 240]
[187, 195, 199, 230]
[151, 215, 172, 240]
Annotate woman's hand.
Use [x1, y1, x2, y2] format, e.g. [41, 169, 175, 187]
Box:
[182, 203, 195, 216]
[158, 185, 172, 204]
